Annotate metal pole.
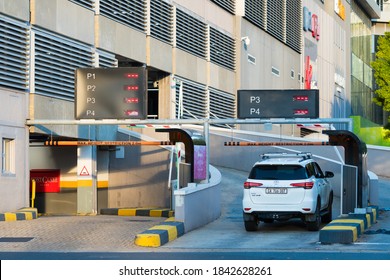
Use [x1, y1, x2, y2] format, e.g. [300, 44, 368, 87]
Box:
[204, 120, 210, 183]
[26, 117, 353, 129]
[224, 141, 331, 146]
[45, 140, 175, 146]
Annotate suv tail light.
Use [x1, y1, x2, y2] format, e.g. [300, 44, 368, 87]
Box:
[290, 182, 314, 189]
[244, 181, 263, 189]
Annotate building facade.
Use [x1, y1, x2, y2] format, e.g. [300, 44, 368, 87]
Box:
[0, 0, 355, 213]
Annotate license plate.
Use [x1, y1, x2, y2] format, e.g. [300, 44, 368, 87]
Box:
[265, 187, 288, 194]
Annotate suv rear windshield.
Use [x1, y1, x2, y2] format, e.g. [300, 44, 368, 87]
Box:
[249, 165, 308, 180]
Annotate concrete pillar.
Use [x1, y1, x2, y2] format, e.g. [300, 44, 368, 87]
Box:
[77, 146, 97, 214]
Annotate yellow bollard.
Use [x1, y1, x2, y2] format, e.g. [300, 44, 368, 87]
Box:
[31, 179, 36, 208]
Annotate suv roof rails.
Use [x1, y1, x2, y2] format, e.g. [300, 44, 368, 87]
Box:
[261, 152, 312, 161]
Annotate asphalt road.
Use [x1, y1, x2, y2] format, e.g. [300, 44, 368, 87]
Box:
[0, 166, 389, 260]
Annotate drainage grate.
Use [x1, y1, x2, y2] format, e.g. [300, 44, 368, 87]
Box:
[365, 229, 390, 235]
[0, 237, 34, 242]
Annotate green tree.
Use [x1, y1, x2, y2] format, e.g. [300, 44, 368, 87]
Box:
[371, 33, 390, 139]
[372, 32, 390, 113]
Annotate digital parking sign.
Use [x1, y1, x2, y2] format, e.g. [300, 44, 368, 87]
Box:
[237, 89, 319, 119]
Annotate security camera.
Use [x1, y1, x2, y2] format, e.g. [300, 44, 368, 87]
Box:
[241, 36, 250, 46]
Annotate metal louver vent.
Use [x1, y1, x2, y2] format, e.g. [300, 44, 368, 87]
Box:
[175, 77, 207, 119]
[96, 49, 118, 67]
[0, 15, 29, 91]
[210, 27, 235, 71]
[99, 0, 147, 33]
[150, 0, 173, 44]
[176, 9, 207, 59]
[210, 0, 235, 14]
[267, 0, 285, 42]
[286, 0, 302, 53]
[244, 0, 266, 30]
[33, 27, 93, 100]
[69, 0, 94, 10]
[209, 87, 235, 123]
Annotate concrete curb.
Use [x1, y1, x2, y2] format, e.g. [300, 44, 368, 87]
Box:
[100, 208, 174, 218]
[134, 218, 185, 247]
[319, 206, 379, 244]
[100, 208, 182, 247]
[0, 208, 38, 222]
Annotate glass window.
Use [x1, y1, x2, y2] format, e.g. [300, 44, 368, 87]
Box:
[249, 165, 308, 180]
[2, 138, 15, 175]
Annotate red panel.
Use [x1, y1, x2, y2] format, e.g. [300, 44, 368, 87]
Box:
[30, 169, 61, 193]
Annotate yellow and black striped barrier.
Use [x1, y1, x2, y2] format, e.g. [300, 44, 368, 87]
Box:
[319, 206, 378, 244]
[134, 218, 185, 247]
[100, 207, 174, 218]
[0, 208, 38, 222]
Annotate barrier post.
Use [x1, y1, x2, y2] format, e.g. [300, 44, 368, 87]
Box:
[31, 179, 36, 208]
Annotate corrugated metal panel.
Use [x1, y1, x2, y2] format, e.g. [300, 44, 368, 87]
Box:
[175, 77, 207, 119]
[96, 49, 118, 67]
[286, 0, 302, 53]
[267, 0, 285, 43]
[69, 0, 94, 10]
[150, 0, 173, 44]
[210, 27, 235, 71]
[0, 15, 29, 91]
[209, 87, 235, 119]
[176, 9, 207, 59]
[33, 27, 93, 100]
[244, 0, 266, 30]
[210, 0, 235, 14]
[99, 0, 147, 33]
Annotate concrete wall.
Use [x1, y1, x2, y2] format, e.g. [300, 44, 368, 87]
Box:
[174, 165, 222, 232]
[0, 0, 29, 21]
[107, 131, 172, 208]
[366, 145, 390, 178]
[31, 0, 95, 45]
[0, 88, 29, 212]
[240, 20, 301, 91]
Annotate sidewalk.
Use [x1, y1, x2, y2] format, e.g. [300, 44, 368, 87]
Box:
[1, 175, 389, 253]
[0, 214, 165, 252]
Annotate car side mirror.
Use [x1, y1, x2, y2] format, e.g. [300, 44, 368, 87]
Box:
[325, 171, 334, 178]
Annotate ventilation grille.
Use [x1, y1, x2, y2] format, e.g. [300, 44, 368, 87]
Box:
[245, 0, 302, 54]
[175, 77, 207, 119]
[286, 0, 302, 53]
[176, 9, 207, 59]
[210, 0, 235, 14]
[209, 87, 235, 127]
[99, 0, 147, 33]
[210, 27, 235, 71]
[150, 0, 173, 44]
[0, 15, 30, 91]
[69, 0, 94, 10]
[267, 0, 285, 42]
[245, 0, 266, 30]
[33, 27, 93, 100]
[96, 49, 118, 67]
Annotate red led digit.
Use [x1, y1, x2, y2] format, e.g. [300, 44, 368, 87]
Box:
[125, 73, 139, 78]
[123, 97, 139, 103]
[293, 95, 309, 101]
[124, 85, 139, 91]
[124, 110, 139, 116]
[294, 109, 309, 115]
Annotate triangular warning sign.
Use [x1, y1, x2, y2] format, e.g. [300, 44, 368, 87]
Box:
[80, 166, 90, 176]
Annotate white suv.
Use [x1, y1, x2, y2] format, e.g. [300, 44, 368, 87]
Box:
[243, 152, 334, 231]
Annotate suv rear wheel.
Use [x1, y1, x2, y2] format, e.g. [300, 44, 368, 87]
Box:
[243, 213, 259, 231]
[322, 191, 333, 224]
[306, 201, 321, 231]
